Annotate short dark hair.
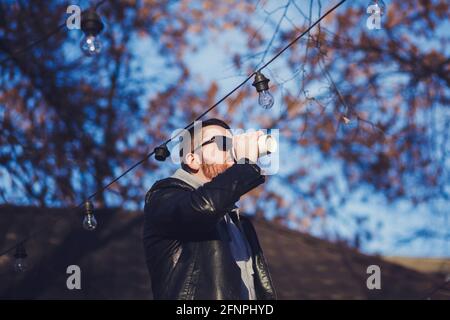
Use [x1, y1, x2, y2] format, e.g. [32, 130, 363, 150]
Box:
[179, 118, 230, 171]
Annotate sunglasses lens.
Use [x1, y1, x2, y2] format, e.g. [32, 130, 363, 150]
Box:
[215, 136, 232, 151]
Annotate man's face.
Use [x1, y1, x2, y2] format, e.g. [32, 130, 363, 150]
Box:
[196, 125, 234, 179]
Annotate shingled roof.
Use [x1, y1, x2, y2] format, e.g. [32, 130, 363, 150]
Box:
[0, 205, 448, 299]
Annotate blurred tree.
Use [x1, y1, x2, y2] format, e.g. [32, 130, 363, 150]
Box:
[0, 0, 448, 249]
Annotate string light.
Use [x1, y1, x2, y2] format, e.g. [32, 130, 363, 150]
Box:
[252, 71, 274, 109]
[13, 243, 28, 273]
[82, 200, 98, 231]
[80, 9, 104, 56]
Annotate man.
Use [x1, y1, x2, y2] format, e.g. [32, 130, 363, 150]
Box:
[143, 118, 276, 300]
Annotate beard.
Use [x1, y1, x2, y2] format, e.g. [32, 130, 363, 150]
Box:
[201, 162, 233, 180]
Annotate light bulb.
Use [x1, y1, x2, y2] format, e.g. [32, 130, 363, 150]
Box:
[13, 244, 28, 273]
[83, 213, 98, 231]
[258, 90, 274, 109]
[14, 258, 27, 273]
[80, 34, 102, 57]
[83, 200, 97, 231]
[80, 10, 104, 57]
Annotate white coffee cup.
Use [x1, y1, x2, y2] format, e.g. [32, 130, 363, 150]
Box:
[231, 133, 278, 160]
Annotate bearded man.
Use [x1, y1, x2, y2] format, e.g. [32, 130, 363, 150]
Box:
[143, 118, 276, 300]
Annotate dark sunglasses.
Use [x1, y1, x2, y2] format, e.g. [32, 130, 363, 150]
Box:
[194, 135, 233, 152]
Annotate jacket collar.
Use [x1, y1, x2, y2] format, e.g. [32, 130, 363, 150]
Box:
[171, 168, 205, 189]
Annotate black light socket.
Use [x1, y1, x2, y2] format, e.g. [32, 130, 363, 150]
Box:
[252, 71, 270, 92]
[81, 10, 104, 36]
[84, 200, 94, 215]
[154, 144, 171, 161]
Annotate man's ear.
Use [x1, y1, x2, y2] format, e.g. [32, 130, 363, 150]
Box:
[185, 152, 201, 172]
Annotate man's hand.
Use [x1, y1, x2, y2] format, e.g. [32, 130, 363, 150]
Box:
[233, 130, 264, 163]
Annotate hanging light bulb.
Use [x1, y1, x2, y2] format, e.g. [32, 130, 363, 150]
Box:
[80, 10, 104, 57]
[83, 200, 98, 231]
[258, 90, 275, 110]
[14, 243, 28, 273]
[80, 34, 102, 56]
[252, 71, 274, 109]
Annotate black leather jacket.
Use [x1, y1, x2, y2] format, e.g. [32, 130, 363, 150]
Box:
[142, 162, 277, 300]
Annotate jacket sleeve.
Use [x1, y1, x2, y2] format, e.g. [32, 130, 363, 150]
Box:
[144, 162, 265, 236]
